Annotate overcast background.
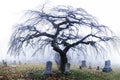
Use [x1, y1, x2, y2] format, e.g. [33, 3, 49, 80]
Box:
[0, 0, 120, 65]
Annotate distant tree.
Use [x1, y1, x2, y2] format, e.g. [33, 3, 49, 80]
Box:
[8, 5, 117, 73]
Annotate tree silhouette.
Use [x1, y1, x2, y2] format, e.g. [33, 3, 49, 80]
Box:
[8, 5, 116, 73]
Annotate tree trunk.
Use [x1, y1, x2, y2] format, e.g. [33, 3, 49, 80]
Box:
[59, 54, 68, 73]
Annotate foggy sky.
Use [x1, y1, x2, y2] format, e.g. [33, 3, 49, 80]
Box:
[0, 0, 120, 65]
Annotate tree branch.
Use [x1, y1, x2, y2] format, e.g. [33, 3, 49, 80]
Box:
[63, 34, 113, 53]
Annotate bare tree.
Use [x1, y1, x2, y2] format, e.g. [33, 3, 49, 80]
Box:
[8, 5, 117, 73]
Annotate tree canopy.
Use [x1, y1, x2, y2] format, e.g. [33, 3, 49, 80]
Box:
[8, 5, 117, 72]
[8, 5, 115, 56]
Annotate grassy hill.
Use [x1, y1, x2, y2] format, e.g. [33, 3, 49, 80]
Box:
[0, 64, 120, 80]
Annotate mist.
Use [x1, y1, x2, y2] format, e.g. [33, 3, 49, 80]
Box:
[0, 0, 120, 66]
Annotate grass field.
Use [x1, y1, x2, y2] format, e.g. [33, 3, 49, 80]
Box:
[0, 63, 120, 80]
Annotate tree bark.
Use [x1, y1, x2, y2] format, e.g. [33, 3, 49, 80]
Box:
[59, 54, 68, 73]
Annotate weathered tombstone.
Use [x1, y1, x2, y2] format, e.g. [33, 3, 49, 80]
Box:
[96, 66, 100, 70]
[79, 66, 82, 69]
[88, 63, 92, 69]
[18, 61, 21, 65]
[2, 60, 5, 65]
[2, 60, 7, 67]
[81, 60, 86, 67]
[64, 63, 70, 74]
[4, 62, 7, 67]
[102, 60, 112, 72]
[88, 65, 92, 69]
[43, 61, 52, 75]
[13, 60, 16, 65]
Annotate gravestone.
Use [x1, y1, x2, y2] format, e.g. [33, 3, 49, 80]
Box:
[79, 66, 82, 69]
[4, 62, 7, 67]
[13, 60, 16, 65]
[102, 60, 112, 72]
[88, 65, 92, 69]
[81, 60, 86, 67]
[88, 63, 92, 69]
[64, 63, 70, 74]
[43, 61, 52, 75]
[96, 66, 100, 70]
[2, 60, 7, 67]
[19, 61, 21, 65]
